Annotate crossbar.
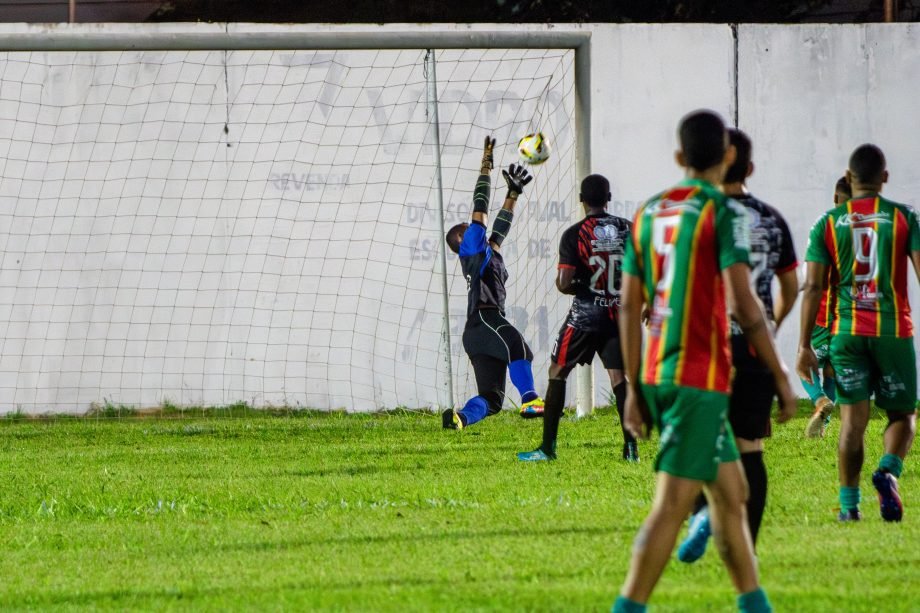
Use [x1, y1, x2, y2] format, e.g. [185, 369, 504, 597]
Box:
[0, 24, 591, 52]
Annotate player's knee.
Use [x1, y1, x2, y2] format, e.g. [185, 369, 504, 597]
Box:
[885, 410, 916, 432]
[711, 487, 747, 512]
[839, 410, 869, 437]
[708, 472, 748, 509]
[738, 478, 750, 505]
[645, 500, 688, 532]
[839, 425, 863, 447]
[548, 362, 573, 380]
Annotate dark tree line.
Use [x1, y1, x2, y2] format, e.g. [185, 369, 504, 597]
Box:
[149, 0, 919, 23]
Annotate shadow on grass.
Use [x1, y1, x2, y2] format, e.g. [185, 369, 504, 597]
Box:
[206, 523, 627, 554]
[1, 566, 594, 609]
[287, 458, 483, 478]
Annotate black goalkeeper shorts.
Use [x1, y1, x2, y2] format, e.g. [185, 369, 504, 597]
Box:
[463, 308, 533, 364]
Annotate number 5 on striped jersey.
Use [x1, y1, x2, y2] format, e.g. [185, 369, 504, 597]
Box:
[652, 215, 681, 294]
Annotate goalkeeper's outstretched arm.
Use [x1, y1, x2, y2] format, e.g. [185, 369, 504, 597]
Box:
[451, 135, 531, 255]
[470, 136, 495, 226]
[488, 163, 532, 252]
[447, 136, 497, 257]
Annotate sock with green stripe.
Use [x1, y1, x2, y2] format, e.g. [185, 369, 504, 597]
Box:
[879, 453, 904, 478]
[612, 596, 646, 613]
[839, 486, 861, 512]
[738, 587, 772, 613]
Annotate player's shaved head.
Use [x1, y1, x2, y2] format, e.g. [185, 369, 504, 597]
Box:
[580, 174, 611, 208]
[848, 144, 886, 184]
[446, 222, 468, 254]
[723, 128, 752, 184]
[678, 110, 727, 171]
[834, 176, 851, 204]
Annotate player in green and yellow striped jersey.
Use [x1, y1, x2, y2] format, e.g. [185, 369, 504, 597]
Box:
[802, 177, 849, 438]
[798, 144, 920, 522]
[611, 111, 795, 613]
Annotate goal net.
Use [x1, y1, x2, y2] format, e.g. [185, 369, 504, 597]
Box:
[0, 40, 580, 413]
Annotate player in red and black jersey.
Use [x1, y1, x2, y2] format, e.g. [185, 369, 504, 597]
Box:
[517, 174, 636, 461]
[442, 136, 544, 430]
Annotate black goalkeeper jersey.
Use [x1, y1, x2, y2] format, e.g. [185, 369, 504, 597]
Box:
[459, 221, 508, 320]
[557, 212, 632, 331]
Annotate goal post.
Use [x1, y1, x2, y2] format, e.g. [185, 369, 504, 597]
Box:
[0, 23, 596, 414]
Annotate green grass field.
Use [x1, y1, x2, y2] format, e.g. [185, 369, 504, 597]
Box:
[1, 404, 917, 612]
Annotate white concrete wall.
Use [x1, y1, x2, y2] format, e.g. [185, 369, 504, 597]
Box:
[587, 23, 735, 404]
[737, 24, 920, 392]
[0, 22, 917, 412]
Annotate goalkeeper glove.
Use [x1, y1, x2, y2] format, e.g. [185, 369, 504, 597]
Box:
[480, 135, 496, 173]
[502, 164, 532, 200]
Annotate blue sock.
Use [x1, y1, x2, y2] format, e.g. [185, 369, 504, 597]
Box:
[879, 453, 904, 478]
[508, 359, 538, 403]
[800, 370, 826, 403]
[822, 376, 837, 403]
[738, 587, 772, 613]
[458, 395, 489, 426]
[840, 486, 861, 512]
[612, 595, 647, 613]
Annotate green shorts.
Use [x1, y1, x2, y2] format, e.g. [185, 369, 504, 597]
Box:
[829, 334, 918, 411]
[640, 383, 739, 482]
[811, 325, 833, 368]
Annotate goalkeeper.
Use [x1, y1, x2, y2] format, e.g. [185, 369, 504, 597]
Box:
[442, 136, 544, 430]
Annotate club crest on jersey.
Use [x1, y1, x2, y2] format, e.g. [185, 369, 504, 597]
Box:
[835, 212, 891, 226]
[592, 223, 621, 252]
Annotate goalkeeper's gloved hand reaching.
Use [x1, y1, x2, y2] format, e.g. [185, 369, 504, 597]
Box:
[480, 136, 496, 174]
[502, 164, 532, 200]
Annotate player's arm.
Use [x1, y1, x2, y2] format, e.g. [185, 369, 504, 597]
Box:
[796, 262, 827, 383]
[555, 227, 580, 294]
[725, 264, 785, 379]
[488, 164, 532, 252]
[470, 136, 495, 226]
[773, 268, 799, 329]
[772, 213, 799, 329]
[909, 209, 920, 284]
[619, 270, 651, 438]
[724, 263, 796, 422]
[619, 271, 644, 391]
[619, 218, 652, 439]
[796, 216, 832, 384]
[556, 267, 579, 294]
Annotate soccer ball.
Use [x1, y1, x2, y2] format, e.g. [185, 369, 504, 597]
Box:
[518, 132, 550, 165]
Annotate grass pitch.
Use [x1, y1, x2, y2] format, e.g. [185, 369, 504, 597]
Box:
[1, 404, 917, 612]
